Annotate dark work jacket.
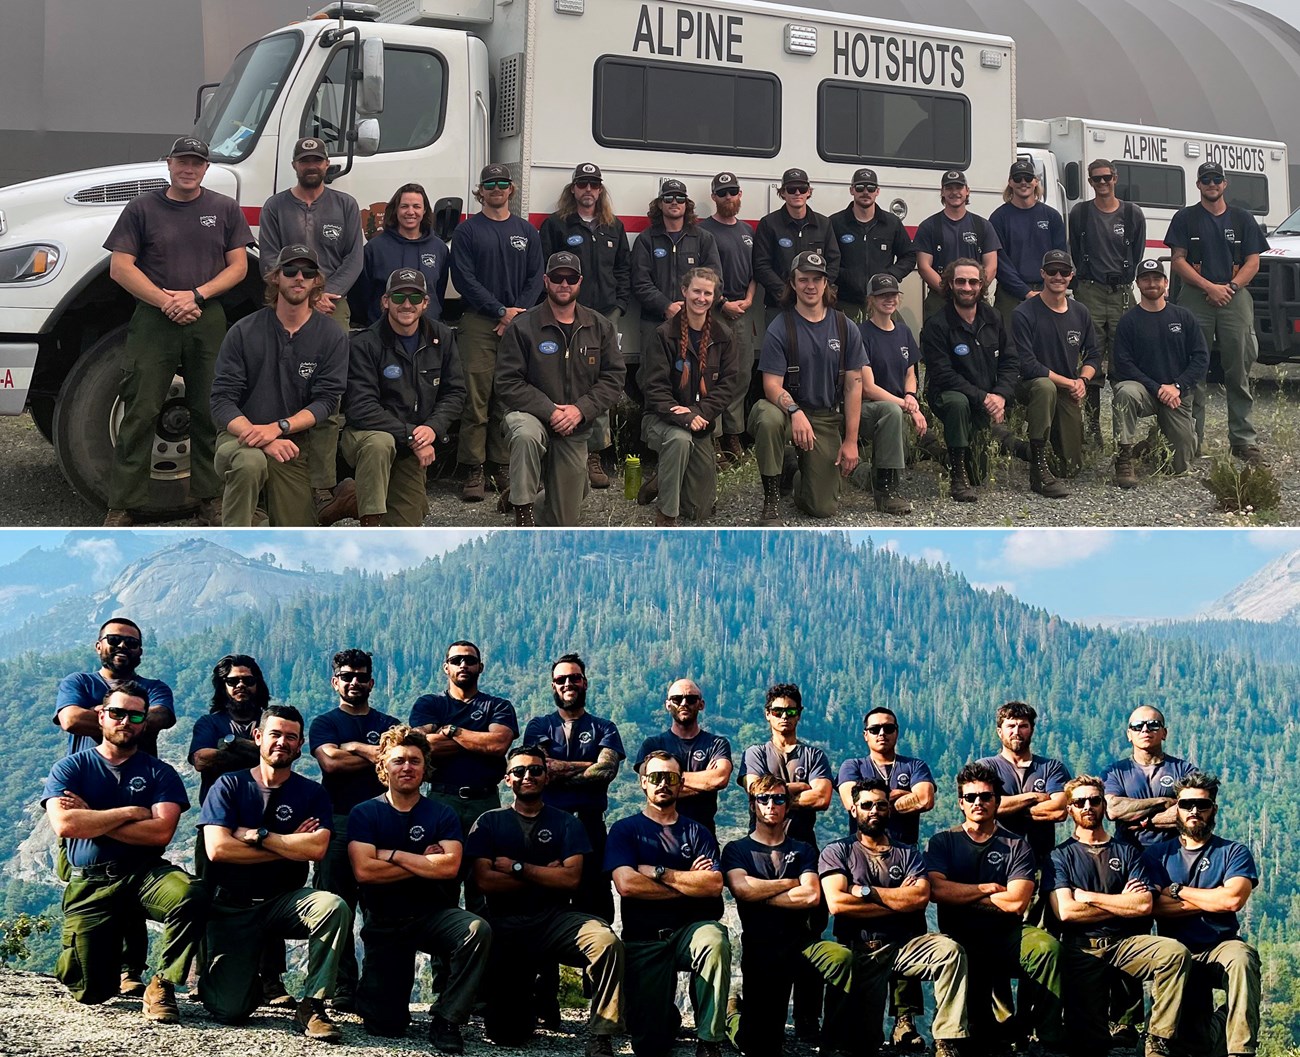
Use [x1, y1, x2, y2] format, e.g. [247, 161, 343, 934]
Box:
[643, 315, 741, 429]
[344, 316, 466, 447]
[752, 206, 841, 305]
[631, 223, 723, 321]
[922, 300, 1018, 405]
[829, 205, 916, 303]
[539, 211, 630, 316]
[495, 301, 626, 427]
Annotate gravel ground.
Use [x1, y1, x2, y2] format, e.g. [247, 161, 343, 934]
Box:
[4, 370, 1299, 528]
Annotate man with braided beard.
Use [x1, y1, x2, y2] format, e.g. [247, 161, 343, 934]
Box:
[640, 267, 740, 525]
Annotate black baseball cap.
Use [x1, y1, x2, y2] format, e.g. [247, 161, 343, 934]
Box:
[941, 170, 968, 187]
[546, 251, 583, 276]
[660, 178, 688, 198]
[1136, 259, 1167, 278]
[480, 163, 512, 185]
[1042, 249, 1074, 270]
[293, 137, 329, 161]
[868, 273, 900, 296]
[168, 137, 209, 160]
[1009, 158, 1036, 179]
[712, 171, 740, 193]
[273, 244, 319, 269]
[1197, 160, 1226, 181]
[790, 251, 829, 276]
[385, 268, 427, 295]
[781, 168, 810, 189]
[571, 162, 602, 183]
[852, 167, 879, 186]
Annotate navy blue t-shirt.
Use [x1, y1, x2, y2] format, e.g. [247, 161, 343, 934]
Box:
[1113, 303, 1209, 395]
[308, 706, 401, 813]
[199, 769, 334, 899]
[42, 749, 190, 868]
[347, 793, 463, 916]
[409, 691, 518, 789]
[836, 754, 935, 844]
[975, 753, 1071, 860]
[54, 671, 174, 757]
[635, 729, 732, 831]
[739, 740, 833, 845]
[1166, 203, 1267, 285]
[523, 711, 626, 813]
[605, 811, 723, 940]
[859, 320, 918, 400]
[1143, 835, 1258, 951]
[465, 804, 592, 925]
[926, 824, 1036, 939]
[720, 834, 818, 942]
[758, 312, 869, 412]
[1045, 836, 1157, 940]
[1102, 755, 1197, 847]
[187, 710, 258, 805]
[819, 837, 928, 946]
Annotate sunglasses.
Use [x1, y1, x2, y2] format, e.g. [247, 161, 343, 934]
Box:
[753, 793, 788, 806]
[767, 706, 801, 718]
[661, 194, 688, 204]
[281, 265, 319, 279]
[1129, 720, 1164, 733]
[1010, 174, 1036, 184]
[865, 723, 897, 736]
[1070, 795, 1104, 809]
[573, 179, 602, 190]
[103, 706, 147, 724]
[482, 179, 512, 190]
[224, 675, 258, 688]
[857, 801, 891, 813]
[1200, 176, 1225, 186]
[645, 771, 683, 787]
[1043, 267, 1073, 278]
[100, 634, 142, 649]
[715, 187, 741, 197]
[389, 291, 426, 306]
[335, 671, 371, 683]
[508, 764, 546, 779]
[553, 673, 585, 685]
[547, 272, 581, 286]
[852, 183, 879, 193]
[783, 185, 810, 195]
[668, 694, 701, 705]
[446, 655, 480, 667]
[1090, 174, 1116, 184]
[1177, 798, 1215, 813]
[951, 278, 982, 287]
[960, 792, 996, 804]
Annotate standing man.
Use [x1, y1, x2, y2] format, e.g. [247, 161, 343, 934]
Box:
[496, 251, 626, 526]
[921, 259, 1018, 502]
[1069, 159, 1146, 440]
[102, 136, 251, 526]
[633, 678, 733, 834]
[829, 167, 916, 322]
[927, 762, 1063, 1052]
[914, 170, 1000, 319]
[1047, 776, 1189, 1057]
[308, 648, 401, 1010]
[749, 251, 865, 524]
[467, 744, 625, 1054]
[258, 137, 365, 522]
[738, 683, 833, 1043]
[1111, 259, 1209, 488]
[990, 159, 1067, 333]
[1146, 774, 1261, 1057]
[699, 172, 762, 463]
[753, 168, 841, 327]
[348, 726, 492, 1053]
[722, 776, 824, 1057]
[539, 162, 630, 489]
[42, 683, 205, 1022]
[1167, 160, 1269, 463]
[209, 244, 350, 526]
[816, 781, 969, 1057]
[343, 267, 466, 525]
[607, 750, 731, 1057]
[1103, 706, 1197, 849]
[199, 704, 352, 1041]
[451, 163, 544, 502]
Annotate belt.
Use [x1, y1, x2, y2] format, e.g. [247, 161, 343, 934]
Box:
[852, 938, 894, 953]
[428, 783, 496, 800]
[1068, 935, 1117, 951]
[70, 862, 131, 882]
[213, 886, 274, 909]
[1081, 278, 1130, 293]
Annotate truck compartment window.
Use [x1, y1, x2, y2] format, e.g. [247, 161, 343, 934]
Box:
[592, 55, 780, 158]
[816, 80, 970, 169]
[1116, 162, 1186, 211]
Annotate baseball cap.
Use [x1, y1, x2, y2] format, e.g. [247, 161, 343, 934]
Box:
[852, 167, 879, 186]
[1009, 158, 1036, 179]
[272, 244, 319, 270]
[385, 268, 427, 295]
[168, 137, 209, 160]
[659, 178, 688, 198]
[712, 172, 741, 193]
[480, 163, 512, 185]
[571, 162, 602, 183]
[293, 137, 329, 161]
[1041, 249, 1074, 270]
[781, 168, 810, 189]
[1136, 259, 1167, 278]
[868, 273, 901, 296]
[1197, 160, 1225, 181]
[941, 170, 968, 187]
[546, 251, 583, 276]
[790, 251, 829, 276]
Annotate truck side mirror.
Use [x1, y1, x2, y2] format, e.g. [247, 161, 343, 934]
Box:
[358, 37, 385, 116]
[1064, 162, 1081, 200]
[433, 197, 463, 242]
[355, 119, 380, 157]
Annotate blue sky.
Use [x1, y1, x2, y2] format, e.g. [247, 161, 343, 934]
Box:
[0, 528, 1294, 624]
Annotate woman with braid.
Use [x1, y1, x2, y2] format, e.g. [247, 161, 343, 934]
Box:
[640, 267, 740, 525]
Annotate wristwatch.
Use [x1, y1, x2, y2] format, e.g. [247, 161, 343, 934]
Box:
[254, 827, 269, 848]
[193, 288, 206, 308]
[1226, 281, 1240, 294]
[511, 861, 524, 875]
[277, 418, 292, 437]
[1168, 882, 1184, 901]
[219, 734, 237, 750]
[653, 865, 668, 883]
[785, 402, 801, 416]
[441, 724, 460, 740]
[496, 305, 507, 319]
[852, 883, 872, 900]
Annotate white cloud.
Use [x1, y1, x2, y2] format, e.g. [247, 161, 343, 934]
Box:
[877, 539, 899, 553]
[920, 547, 947, 564]
[221, 529, 494, 575]
[971, 580, 1017, 595]
[66, 537, 124, 581]
[1247, 530, 1300, 553]
[1000, 530, 1117, 570]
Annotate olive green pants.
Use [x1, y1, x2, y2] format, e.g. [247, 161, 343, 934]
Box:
[1175, 940, 1260, 1057]
[1061, 934, 1189, 1051]
[931, 389, 992, 455]
[502, 411, 592, 526]
[723, 303, 763, 435]
[1111, 380, 1197, 474]
[340, 428, 429, 525]
[859, 401, 907, 470]
[1074, 280, 1132, 379]
[305, 300, 350, 490]
[749, 400, 845, 518]
[214, 429, 316, 526]
[108, 301, 224, 508]
[952, 924, 1063, 1047]
[1178, 286, 1258, 449]
[1016, 375, 1084, 475]
[643, 416, 716, 519]
[457, 312, 510, 467]
[311, 813, 361, 996]
[56, 861, 206, 1004]
[624, 920, 732, 1055]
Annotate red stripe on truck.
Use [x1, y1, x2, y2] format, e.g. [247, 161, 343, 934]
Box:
[243, 205, 261, 227]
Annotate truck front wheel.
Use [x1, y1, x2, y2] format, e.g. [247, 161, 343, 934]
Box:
[51, 325, 195, 515]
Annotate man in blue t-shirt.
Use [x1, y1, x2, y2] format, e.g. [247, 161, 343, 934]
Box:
[308, 647, 400, 1007]
[606, 750, 730, 1057]
[42, 683, 203, 1022]
[914, 169, 1001, 320]
[1046, 775, 1189, 1057]
[634, 678, 733, 834]
[348, 726, 490, 1053]
[1146, 773, 1260, 1057]
[1103, 706, 1197, 849]
[199, 704, 351, 1041]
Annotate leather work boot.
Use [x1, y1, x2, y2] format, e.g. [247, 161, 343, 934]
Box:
[513, 503, 535, 527]
[196, 496, 223, 526]
[103, 509, 135, 528]
[429, 1013, 465, 1054]
[587, 450, 610, 488]
[1231, 444, 1267, 467]
[636, 471, 659, 506]
[873, 468, 912, 515]
[142, 974, 179, 1023]
[948, 448, 977, 503]
[262, 975, 294, 1007]
[489, 461, 510, 495]
[1113, 445, 1139, 489]
[655, 509, 678, 526]
[720, 432, 746, 467]
[1029, 439, 1071, 499]
[892, 1014, 925, 1050]
[358, 513, 382, 526]
[760, 474, 782, 525]
[295, 996, 342, 1042]
[314, 479, 358, 524]
[461, 464, 486, 502]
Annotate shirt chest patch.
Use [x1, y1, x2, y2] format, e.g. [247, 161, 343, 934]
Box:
[409, 824, 425, 842]
[299, 361, 317, 378]
[654, 247, 668, 258]
[953, 343, 971, 357]
[383, 364, 403, 378]
[840, 233, 855, 244]
[567, 234, 585, 247]
[126, 775, 148, 794]
[1037, 220, 1050, 230]
[962, 231, 979, 244]
[778, 238, 794, 248]
[200, 215, 217, 229]
[1169, 322, 1183, 334]
[421, 253, 437, 268]
[742, 235, 753, 247]
[322, 223, 342, 241]
[539, 341, 560, 355]
[274, 803, 295, 822]
[1067, 331, 1081, 347]
[510, 235, 529, 251]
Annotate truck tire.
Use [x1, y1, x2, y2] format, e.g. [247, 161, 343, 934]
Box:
[51, 325, 195, 515]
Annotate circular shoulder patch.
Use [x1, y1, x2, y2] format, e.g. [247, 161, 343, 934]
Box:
[383, 364, 403, 378]
[539, 341, 560, 355]
[778, 237, 794, 248]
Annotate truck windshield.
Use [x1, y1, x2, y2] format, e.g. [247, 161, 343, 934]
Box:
[194, 32, 302, 163]
[1274, 206, 1300, 236]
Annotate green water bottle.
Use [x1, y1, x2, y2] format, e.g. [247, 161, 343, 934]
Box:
[624, 455, 641, 500]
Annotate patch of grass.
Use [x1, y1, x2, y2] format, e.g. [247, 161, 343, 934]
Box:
[1201, 457, 1282, 514]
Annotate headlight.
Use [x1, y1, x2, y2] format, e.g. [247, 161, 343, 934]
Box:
[0, 244, 61, 283]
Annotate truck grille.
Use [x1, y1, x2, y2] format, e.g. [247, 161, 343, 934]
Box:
[1250, 258, 1300, 363]
[71, 179, 169, 205]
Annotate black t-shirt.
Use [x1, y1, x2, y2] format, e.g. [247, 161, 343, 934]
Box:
[1112, 303, 1210, 395]
[818, 837, 928, 946]
[860, 320, 917, 399]
[1166, 204, 1268, 285]
[307, 706, 401, 814]
[347, 793, 463, 916]
[1013, 296, 1100, 380]
[465, 804, 592, 927]
[408, 690, 519, 789]
[913, 211, 1001, 270]
[720, 834, 818, 943]
[187, 711, 257, 804]
[604, 812, 723, 941]
[926, 825, 1036, 940]
[634, 729, 733, 831]
[758, 313, 868, 412]
[1045, 836, 1157, 940]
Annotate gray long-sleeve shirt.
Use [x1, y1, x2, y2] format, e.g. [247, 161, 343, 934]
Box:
[258, 187, 364, 296]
